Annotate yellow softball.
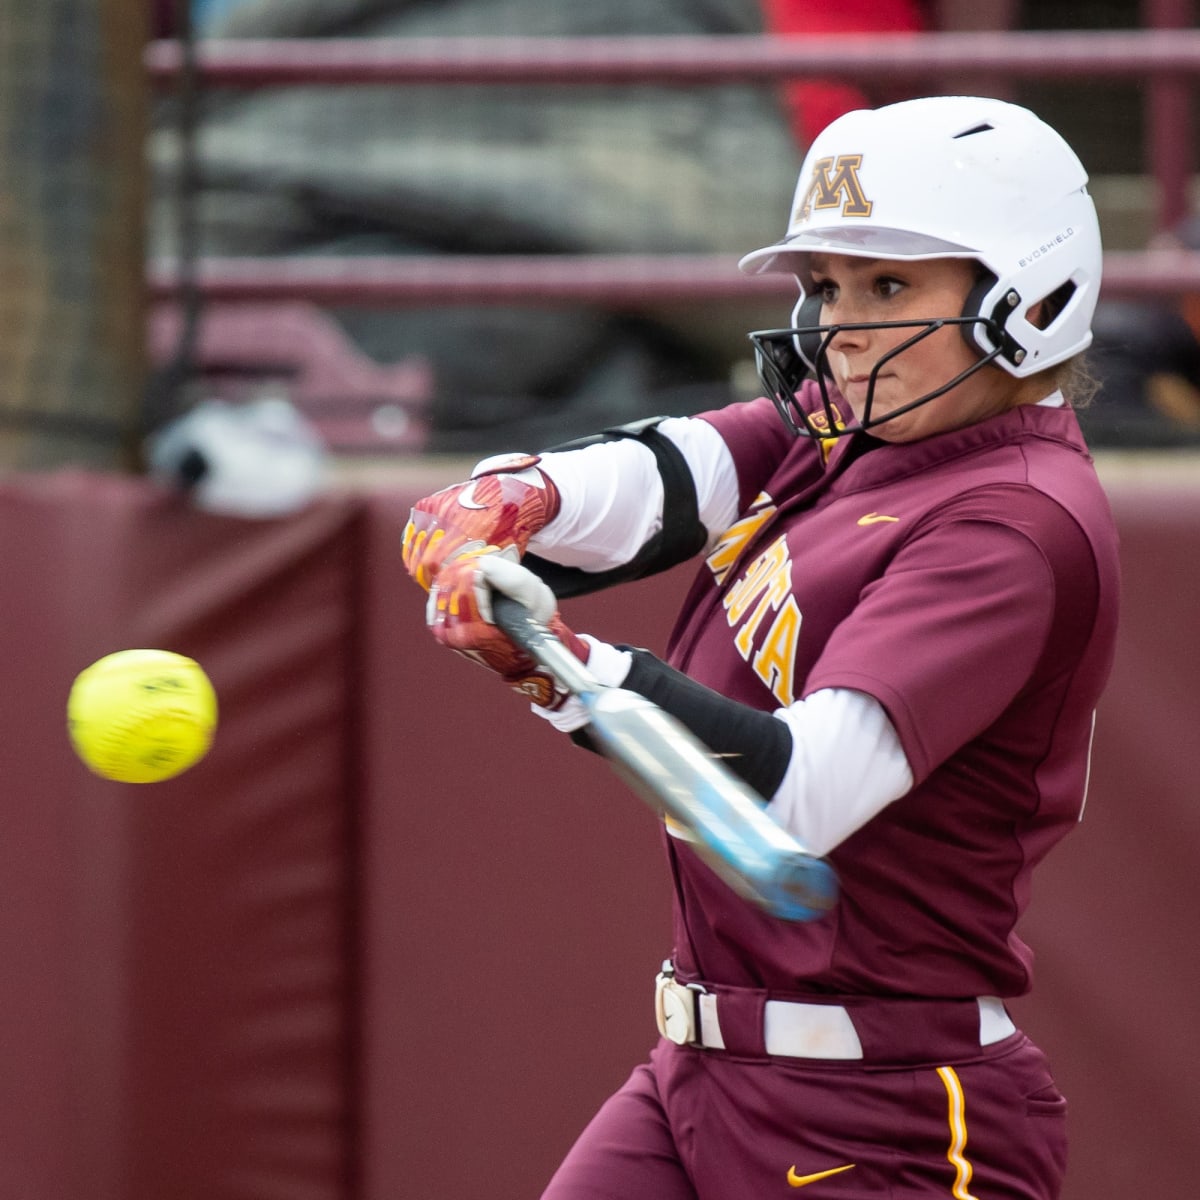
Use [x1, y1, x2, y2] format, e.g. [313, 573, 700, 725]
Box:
[67, 649, 218, 783]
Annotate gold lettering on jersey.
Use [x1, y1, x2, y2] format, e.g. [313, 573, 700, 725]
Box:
[705, 493, 777, 584]
[723, 534, 801, 705]
[795, 154, 873, 223]
[725, 536, 790, 628]
[754, 596, 801, 705]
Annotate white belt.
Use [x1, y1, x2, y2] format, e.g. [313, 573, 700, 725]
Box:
[655, 965, 1016, 1060]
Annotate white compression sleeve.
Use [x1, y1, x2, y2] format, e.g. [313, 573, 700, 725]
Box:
[524, 416, 739, 570]
[767, 688, 914, 857]
[525, 441, 664, 569]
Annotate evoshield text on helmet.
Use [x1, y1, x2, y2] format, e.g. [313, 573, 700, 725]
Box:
[739, 96, 1103, 439]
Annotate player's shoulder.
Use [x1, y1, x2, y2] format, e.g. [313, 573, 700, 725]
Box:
[918, 459, 1117, 597]
[926, 405, 1111, 517]
[1015, 407, 1119, 548]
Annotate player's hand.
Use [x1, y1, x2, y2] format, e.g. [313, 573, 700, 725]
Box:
[427, 549, 589, 710]
[402, 455, 560, 592]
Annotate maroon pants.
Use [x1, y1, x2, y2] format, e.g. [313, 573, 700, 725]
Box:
[542, 1033, 1068, 1199]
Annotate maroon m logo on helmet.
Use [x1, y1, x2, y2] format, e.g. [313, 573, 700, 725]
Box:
[794, 155, 874, 223]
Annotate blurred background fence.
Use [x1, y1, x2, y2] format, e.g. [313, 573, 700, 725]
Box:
[10, 0, 1200, 471]
[0, 3, 1199, 1199]
[140, 8, 1200, 455]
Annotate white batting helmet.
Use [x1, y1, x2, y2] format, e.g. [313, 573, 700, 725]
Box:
[740, 95, 1102, 435]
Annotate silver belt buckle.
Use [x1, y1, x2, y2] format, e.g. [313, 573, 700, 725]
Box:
[654, 960, 700, 1045]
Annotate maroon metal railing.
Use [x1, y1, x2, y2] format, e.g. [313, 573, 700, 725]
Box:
[147, 30, 1200, 304]
[145, 249, 1200, 305]
[143, 30, 1200, 87]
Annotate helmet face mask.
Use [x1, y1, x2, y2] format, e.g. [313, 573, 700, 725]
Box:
[751, 315, 1008, 440]
[739, 96, 1102, 440]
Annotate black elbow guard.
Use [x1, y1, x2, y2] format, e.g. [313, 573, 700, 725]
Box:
[523, 417, 708, 598]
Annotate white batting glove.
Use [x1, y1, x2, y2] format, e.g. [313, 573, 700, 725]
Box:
[530, 636, 633, 732]
[471, 549, 558, 625]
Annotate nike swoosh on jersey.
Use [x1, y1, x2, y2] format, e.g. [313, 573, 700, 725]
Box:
[787, 1163, 856, 1188]
[856, 512, 900, 525]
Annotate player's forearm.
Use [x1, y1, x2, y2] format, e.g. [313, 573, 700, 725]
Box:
[617, 649, 794, 801]
[554, 646, 913, 857]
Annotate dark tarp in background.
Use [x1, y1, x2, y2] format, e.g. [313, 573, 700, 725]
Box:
[147, 0, 1200, 455]
[147, 0, 803, 453]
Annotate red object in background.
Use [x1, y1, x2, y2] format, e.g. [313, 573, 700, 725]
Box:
[759, 0, 927, 144]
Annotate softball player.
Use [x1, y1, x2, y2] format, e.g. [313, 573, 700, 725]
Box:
[404, 96, 1121, 1199]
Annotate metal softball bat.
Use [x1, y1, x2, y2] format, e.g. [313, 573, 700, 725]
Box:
[492, 595, 838, 922]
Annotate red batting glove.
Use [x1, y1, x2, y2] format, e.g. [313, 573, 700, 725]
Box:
[401, 455, 560, 592]
[427, 550, 590, 710]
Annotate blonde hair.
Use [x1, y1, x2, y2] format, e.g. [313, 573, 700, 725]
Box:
[1052, 353, 1100, 408]
[1027, 276, 1100, 407]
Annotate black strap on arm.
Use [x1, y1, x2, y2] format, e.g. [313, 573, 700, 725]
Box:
[523, 416, 709, 599]
[570, 648, 793, 803]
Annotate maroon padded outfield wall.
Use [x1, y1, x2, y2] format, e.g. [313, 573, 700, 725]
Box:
[0, 459, 1197, 1200]
[0, 470, 360, 1200]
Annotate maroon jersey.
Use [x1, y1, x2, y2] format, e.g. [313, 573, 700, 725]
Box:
[663, 386, 1120, 999]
